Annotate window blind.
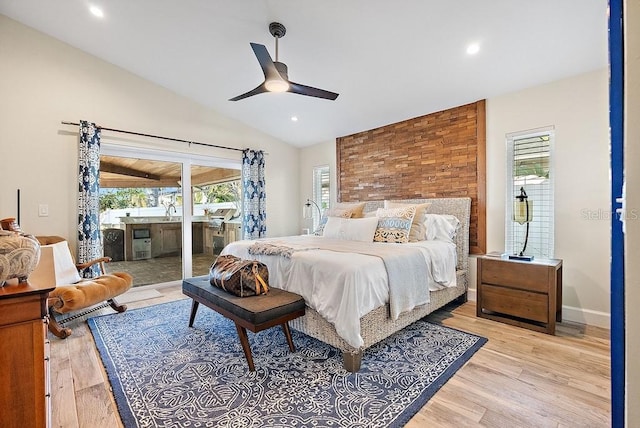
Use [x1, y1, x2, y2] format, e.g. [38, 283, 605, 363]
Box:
[312, 166, 330, 230]
[505, 128, 554, 258]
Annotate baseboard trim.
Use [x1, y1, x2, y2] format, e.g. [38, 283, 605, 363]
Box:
[467, 287, 477, 302]
[131, 280, 182, 291]
[466, 287, 610, 330]
[561, 305, 610, 329]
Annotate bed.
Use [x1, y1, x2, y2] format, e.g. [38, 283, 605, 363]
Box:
[221, 197, 471, 371]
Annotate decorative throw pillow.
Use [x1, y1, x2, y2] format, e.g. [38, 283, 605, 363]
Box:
[384, 201, 431, 242]
[313, 208, 354, 235]
[373, 206, 416, 243]
[424, 214, 460, 242]
[322, 217, 379, 242]
[333, 202, 366, 218]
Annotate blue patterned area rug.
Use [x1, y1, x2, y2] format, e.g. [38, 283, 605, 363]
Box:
[88, 298, 486, 427]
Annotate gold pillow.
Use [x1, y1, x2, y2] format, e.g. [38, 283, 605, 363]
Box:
[333, 202, 366, 218]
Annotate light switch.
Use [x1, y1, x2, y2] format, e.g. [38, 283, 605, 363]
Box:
[38, 204, 49, 217]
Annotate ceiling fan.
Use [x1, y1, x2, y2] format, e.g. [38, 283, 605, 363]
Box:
[229, 22, 339, 102]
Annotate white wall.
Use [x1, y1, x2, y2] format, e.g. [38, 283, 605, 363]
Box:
[486, 70, 610, 327]
[0, 15, 300, 241]
[298, 139, 336, 232]
[301, 69, 610, 328]
[625, 0, 639, 423]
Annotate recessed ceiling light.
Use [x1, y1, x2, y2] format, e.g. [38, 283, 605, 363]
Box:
[291, 116, 298, 122]
[466, 43, 480, 55]
[89, 5, 104, 18]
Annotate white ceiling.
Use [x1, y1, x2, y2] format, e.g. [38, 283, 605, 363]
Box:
[0, 0, 608, 147]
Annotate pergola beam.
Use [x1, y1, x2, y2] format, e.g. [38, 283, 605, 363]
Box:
[101, 161, 161, 181]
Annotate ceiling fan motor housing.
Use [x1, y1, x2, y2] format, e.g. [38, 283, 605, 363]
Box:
[269, 22, 286, 39]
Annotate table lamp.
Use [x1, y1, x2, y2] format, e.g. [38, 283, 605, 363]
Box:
[303, 199, 322, 220]
[509, 187, 534, 261]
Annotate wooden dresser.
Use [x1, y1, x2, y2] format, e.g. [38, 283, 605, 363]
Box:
[477, 255, 563, 334]
[0, 282, 55, 428]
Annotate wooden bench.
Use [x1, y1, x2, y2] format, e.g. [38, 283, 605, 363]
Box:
[182, 276, 306, 371]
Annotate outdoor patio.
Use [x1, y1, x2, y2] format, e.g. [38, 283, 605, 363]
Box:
[105, 253, 216, 287]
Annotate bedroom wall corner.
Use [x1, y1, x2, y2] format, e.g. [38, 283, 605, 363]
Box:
[299, 140, 337, 232]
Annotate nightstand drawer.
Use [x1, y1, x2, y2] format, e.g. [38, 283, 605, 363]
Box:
[480, 284, 549, 323]
[481, 259, 549, 293]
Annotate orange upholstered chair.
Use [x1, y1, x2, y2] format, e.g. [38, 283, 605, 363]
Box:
[31, 236, 133, 338]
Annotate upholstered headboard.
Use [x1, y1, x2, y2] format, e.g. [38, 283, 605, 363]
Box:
[362, 197, 471, 273]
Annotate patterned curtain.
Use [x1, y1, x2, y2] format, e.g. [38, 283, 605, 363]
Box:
[242, 149, 266, 239]
[78, 121, 102, 277]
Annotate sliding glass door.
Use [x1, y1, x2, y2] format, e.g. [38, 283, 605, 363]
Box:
[100, 155, 184, 286]
[100, 144, 241, 287]
[190, 165, 241, 278]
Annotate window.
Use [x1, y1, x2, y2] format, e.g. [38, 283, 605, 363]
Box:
[312, 165, 330, 230]
[505, 127, 554, 259]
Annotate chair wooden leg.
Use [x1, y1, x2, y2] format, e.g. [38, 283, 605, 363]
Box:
[47, 307, 72, 339]
[107, 298, 127, 313]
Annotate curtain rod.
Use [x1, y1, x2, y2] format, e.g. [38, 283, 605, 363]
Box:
[61, 121, 245, 152]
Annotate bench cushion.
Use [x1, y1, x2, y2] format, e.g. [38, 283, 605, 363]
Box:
[182, 276, 305, 326]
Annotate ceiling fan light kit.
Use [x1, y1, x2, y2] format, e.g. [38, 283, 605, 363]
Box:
[229, 22, 339, 101]
[264, 80, 289, 92]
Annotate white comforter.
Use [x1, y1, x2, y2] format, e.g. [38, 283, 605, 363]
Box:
[221, 236, 457, 348]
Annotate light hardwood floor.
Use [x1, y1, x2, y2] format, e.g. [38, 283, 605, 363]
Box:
[49, 285, 610, 427]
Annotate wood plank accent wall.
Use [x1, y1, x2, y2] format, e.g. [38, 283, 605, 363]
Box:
[336, 100, 486, 254]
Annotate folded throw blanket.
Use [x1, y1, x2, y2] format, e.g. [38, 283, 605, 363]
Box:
[248, 241, 319, 258]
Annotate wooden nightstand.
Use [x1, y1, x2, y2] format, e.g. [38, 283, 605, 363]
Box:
[476, 255, 563, 334]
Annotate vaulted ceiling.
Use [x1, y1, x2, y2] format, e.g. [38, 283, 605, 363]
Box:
[0, 1, 608, 147]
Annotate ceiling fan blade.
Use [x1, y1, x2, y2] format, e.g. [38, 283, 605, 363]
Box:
[288, 81, 339, 100]
[250, 42, 284, 81]
[229, 83, 268, 101]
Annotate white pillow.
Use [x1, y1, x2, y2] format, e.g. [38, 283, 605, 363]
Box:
[322, 216, 379, 242]
[425, 214, 460, 242]
[313, 207, 354, 236]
